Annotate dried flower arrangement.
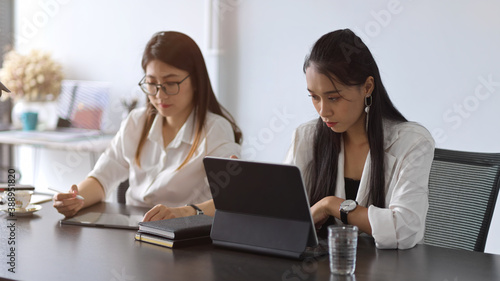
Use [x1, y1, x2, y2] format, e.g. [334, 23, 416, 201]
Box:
[0, 49, 63, 102]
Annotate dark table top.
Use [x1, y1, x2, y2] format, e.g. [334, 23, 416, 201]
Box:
[1, 201, 500, 281]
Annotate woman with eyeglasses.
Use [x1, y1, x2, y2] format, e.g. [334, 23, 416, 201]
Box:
[285, 29, 435, 249]
[54, 31, 242, 220]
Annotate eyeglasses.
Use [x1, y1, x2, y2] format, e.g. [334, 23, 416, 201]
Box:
[138, 74, 190, 96]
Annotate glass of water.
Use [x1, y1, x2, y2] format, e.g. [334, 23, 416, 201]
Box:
[328, 225, 358, 275]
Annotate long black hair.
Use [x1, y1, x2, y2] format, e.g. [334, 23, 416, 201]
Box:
[303, 29, 407, 207]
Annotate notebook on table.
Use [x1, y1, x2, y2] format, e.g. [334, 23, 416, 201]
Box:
[0, 183, 35, 192]
[134, 232, 212, 249]
[137, 215, 213, 239]
[203, 157, 328, 259]
[135, 215, 213, 248]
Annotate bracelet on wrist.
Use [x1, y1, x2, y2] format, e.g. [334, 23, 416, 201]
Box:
[186, 204, 204, 215]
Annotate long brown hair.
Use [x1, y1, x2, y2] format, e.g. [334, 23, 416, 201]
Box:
[135, 31, 242, 169]
[303, 29, 407, 207]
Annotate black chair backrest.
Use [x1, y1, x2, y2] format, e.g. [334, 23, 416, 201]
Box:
[424, 148, 500, 252]
[116, 179, 129, 204]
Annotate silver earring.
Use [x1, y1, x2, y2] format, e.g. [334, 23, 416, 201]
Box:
[364, 95, 372, 132]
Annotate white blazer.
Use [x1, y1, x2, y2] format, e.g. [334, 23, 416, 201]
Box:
[285, 119, 435, 249]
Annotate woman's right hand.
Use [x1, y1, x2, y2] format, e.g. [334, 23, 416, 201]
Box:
[53, 184, 85, 217]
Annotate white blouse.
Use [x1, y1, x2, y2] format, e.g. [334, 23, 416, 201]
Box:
[88, 107, 241, 208]
[284, 119, 435, 249]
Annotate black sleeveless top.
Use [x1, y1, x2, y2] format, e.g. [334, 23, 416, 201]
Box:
[345, 177, 360, 200]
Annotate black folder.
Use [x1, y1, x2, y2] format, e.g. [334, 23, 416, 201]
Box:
[203, 157, 319, 259]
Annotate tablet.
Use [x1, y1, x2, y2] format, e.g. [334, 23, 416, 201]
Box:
[60, 212, 144, 230]
[203, 157, 322, 259]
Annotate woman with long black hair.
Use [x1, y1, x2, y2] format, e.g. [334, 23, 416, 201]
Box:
[285, 29, 434, 249]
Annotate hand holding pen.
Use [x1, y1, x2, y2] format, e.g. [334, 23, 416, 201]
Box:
[51, 185, 85, 218]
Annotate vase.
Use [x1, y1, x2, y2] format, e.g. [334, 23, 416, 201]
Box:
[11, 100, 59, 131]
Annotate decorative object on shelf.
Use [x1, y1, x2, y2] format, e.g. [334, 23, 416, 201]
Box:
[0, 49, 63, 130]
[11, 100, 59, 130]
[20, 111, 38, 131]
[121, 98, 138, 119]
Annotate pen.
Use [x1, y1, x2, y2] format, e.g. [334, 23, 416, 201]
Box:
[48, 187, 85, 200]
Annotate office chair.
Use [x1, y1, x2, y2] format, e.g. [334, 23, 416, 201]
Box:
[424, 148, 500, 252]
[116, 179, 129, 204]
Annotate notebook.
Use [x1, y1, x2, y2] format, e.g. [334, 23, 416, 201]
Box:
[203, 157, 327, 259]
[0, 183, 35, 192]
[137, 215, 213, 239]
[135, 215, 213, 249]
[135, 232, 212, 249]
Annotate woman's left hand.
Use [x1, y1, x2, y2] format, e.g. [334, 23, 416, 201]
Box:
[310, 196, 344, 229]
[142, 204, 195, 222]
[310, 199, 330, 229]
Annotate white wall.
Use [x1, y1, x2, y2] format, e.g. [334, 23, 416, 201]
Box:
[11, 0, 500, 254]
[219, 0, 500, 160]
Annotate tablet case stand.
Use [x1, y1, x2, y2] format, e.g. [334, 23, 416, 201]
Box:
[203, 157, 318, 260]
[211, 211, 311, 259]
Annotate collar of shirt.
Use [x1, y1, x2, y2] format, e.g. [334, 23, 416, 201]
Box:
[382, 119, 400, 150]
[147, 110, 196, 149]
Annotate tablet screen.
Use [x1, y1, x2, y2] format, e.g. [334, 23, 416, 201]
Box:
[61, 212, 144, 230]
